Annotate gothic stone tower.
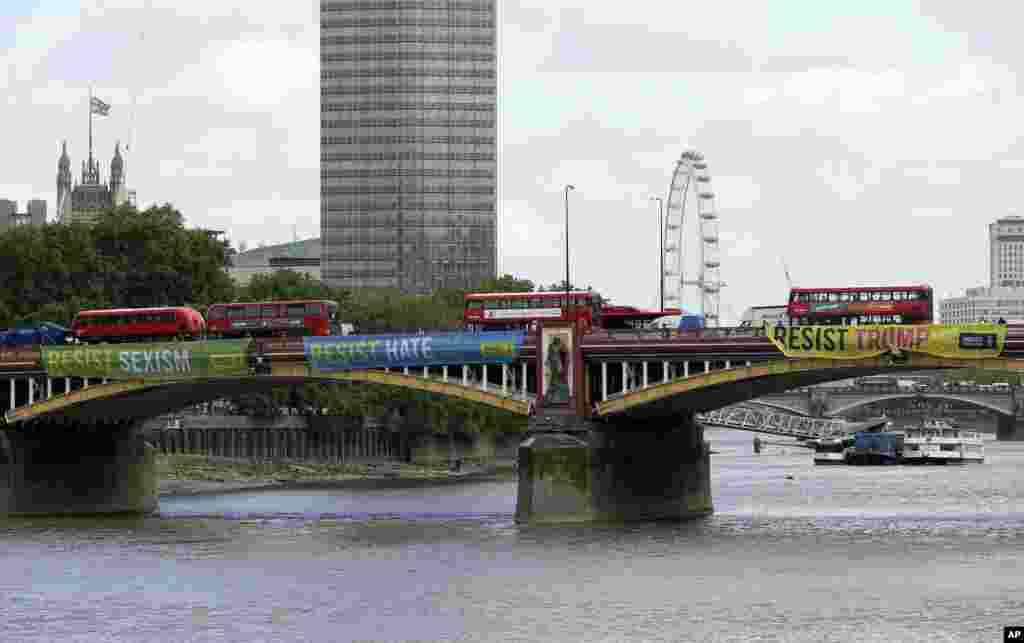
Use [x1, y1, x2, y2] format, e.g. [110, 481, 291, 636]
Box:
[56, 141, 72, 222]
[58, 142, 130, 225]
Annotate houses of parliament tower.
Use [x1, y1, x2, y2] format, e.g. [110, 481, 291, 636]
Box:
[56, 141, 133, 225]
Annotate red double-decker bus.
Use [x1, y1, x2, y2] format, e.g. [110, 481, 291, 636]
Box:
[206, 300, 340, 338]
[787, 285, 934, 326]
[72, 307, 206, 343]
[464, 291, 600, 332]
[463, 292, 680, 332]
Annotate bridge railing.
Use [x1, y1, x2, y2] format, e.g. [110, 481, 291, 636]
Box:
[1, 357, 541, 421]
[587, 326, 768, 341]
[372, 364, 538, 403]
[600, 357, 758, 403]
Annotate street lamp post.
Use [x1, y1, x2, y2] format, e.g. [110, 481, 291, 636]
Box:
[564, 185, 575, 305]
[650, 196, 664, 312]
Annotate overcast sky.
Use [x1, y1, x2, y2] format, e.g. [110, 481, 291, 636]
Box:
[2, 1, 1019, 321]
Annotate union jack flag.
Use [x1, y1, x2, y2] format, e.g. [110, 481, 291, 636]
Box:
[90, 96, 111, 116]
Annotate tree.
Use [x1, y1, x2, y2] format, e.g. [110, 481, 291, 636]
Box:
[242, 270, 336, 302]
[0, 203, 235, 322]
[478, 274, 535, 293]
[544, 279, 576, 292]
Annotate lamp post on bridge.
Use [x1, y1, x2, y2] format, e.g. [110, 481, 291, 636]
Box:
[650, 196, 664, 312]
[564, 184, 575, 305]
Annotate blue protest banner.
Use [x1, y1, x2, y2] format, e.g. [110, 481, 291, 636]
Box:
[304, 331, 526, 372]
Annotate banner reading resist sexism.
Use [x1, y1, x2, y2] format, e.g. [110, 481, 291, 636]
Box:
[41, 339, 253, 379]
[305, 331, 525, 373]
[764, 322, 1007, 360]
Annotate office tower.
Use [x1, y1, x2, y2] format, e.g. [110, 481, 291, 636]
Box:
[321, 0, 497, 293]
[990, 215, 1024, 288]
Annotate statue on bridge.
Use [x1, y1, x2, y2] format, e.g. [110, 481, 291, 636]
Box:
[544, 334, 571, 404]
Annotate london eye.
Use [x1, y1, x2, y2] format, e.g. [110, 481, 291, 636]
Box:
[662, 150, 724, 326]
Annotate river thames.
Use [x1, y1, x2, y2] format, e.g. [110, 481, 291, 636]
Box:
[3, 427, 1023, 642]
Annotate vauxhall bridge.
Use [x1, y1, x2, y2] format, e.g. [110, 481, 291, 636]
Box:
[1, 320, 1023, 522]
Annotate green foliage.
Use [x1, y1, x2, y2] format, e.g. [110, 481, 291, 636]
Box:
[478, 274, 535, 293]
[0, 204, 234, 324]
[242, 270, 337, 302]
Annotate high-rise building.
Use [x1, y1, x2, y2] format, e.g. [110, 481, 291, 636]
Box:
[320, 0, 497, 293]
[989, 215, 1024, 288]
[941, 215, 1024, 322]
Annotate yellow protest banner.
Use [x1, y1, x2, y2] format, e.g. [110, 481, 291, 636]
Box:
[764, 323, 1007, 360]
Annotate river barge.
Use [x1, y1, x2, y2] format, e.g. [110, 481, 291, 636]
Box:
[902, 419, 984, 464]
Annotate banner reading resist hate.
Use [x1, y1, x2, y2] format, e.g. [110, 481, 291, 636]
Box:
[41, 339, 253, 379]
[305, 331, 524, 373]
[764, 322, 1007, 360]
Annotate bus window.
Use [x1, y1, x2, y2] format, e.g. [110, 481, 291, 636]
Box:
[306, 303, 322, 316]
[288, 304, 306, 318]
[513, 298, 527, 309]
[484, 300, 499, 310]
[245, 305, 260, 318]
[467, 301, 483, 310]
[228, 306, 244, 319]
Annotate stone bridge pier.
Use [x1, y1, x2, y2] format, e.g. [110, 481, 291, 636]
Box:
[515, 412, 712, 524]
[0, 421, 157, 515]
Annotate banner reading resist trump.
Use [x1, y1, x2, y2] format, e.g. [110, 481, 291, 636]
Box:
[764, 322, 1007, 360]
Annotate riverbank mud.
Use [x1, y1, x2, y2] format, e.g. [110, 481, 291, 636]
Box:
[157, 454, 515, 497]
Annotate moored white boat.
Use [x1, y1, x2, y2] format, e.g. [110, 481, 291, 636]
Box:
[812, 437, 849, 465]
[902, 419, 984, 464]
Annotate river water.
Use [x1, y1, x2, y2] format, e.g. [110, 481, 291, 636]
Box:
[3, 427, 1023, 642]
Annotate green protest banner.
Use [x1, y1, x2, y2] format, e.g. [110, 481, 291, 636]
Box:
[41, 339, 252, 379]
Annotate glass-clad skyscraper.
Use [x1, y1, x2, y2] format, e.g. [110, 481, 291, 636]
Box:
[320, 0, 497, 293]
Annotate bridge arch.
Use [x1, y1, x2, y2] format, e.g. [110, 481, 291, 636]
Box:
[595, 354, 1024, 420]
[5, 368, 531, 427]
[827, 393, 1015, 417]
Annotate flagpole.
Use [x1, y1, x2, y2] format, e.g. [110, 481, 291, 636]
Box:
[88, 87, 93, 172]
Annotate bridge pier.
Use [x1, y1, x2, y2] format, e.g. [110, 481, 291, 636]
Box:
[0, 422, 157, 516]
[997, 415, 1024, 441]
[515, 413, 712, 524]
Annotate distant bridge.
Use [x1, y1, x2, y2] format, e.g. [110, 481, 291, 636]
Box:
[753, 385, 1021, 417]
